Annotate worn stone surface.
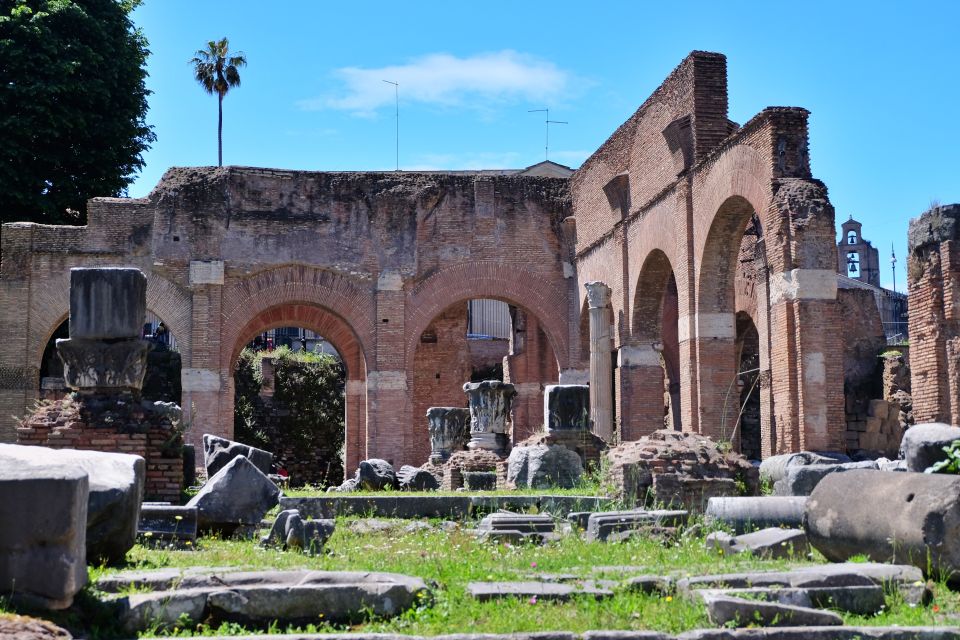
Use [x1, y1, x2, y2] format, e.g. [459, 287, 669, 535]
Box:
[0, 459, 88, 609]
[700, 592, 842, 627]
[900, 423, 960, 472]
[467, 581, 612, 601]
[705, 528, 808, 559]
[705, 496, 806, 534]
[0, 444, 144, 565]
[426, 407, 471, 463]
[100, 568, 429, 632]
[56, 338, 150, 392]
[186, 455, 280, 533]
[507, 442, 583, 489]
[806, 469, 960, 580]
[203, 434, 273, 477]
[544, 384, 590, 432]
[67, 268, 146, 340]
[604, 430, 757, 510]
[775, 460, 877, 496]
[397, 465, 440, 491]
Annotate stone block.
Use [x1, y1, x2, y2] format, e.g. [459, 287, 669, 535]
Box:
[203, 434, 273, 478]
[187, 455, 280, 533]
[900, 423, 960, 472]
[138, 505, 198, 544]
[507, 443, 583, 489]
[775, 461, 877, 496]
[463, 470, 497, 490]
[358, 458, 398, 490]
[865, 416, 882, 433]
[0, 459, 88, 609]
[699, 592, 843, 627]
[544, 384, 589, 432]
[260, 509, 334, 554]
[586, 510, 686, 542]
[0, 444, 144, 565]
[705, 527, 808, 559]
[466, 581, 612, 602]
[397, 465, 440, 491]
[868, 399, 889, 420]
[68, 268, 146, 340]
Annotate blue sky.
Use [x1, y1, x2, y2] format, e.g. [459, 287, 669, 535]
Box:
[129, 1, 959, 291]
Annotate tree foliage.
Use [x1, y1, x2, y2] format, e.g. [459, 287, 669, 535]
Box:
[0, 0, 155, 224]
[190, 37, 245, 167]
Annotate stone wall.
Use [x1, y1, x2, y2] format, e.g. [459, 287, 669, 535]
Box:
[908, 203, 960, 425]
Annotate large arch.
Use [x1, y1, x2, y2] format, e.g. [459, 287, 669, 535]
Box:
[405, 262, 570, 370]
[225, 302, 368, 474]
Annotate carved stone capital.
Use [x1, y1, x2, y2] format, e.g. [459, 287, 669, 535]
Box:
[584, 281, 612, 308]
[56, 338, 149, 392]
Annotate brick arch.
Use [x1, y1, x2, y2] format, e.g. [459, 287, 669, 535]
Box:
[697, 196, 761, 315]
[632, 248, 676, 343]
[146, 273, 192, 360]
[220, 264, 375, 371]
[227, 304, 366, 381]
[405, 262, 570, 370]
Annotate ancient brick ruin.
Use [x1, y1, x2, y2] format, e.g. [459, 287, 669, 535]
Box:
[0, 51, 851, 469]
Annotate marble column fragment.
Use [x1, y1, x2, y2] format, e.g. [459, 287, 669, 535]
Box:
[585, 282, 613, 442]
[463, 381, 516, 455]
[426, 407, 471, 463]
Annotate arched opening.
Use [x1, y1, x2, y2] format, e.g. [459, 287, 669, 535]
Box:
[846, 251, 861, 278]
[227, 303, 367, 485]
[38, 317, 69, 401]
[735, 311, 762, 459]
[697, 196, 764, 441]
[412, 297, 560, 464]
[847, 229, 857, 245]
[632, 250, 682, 433]
[234, 326, 346, 487]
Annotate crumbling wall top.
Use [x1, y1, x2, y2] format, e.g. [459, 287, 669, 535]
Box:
[908, 204, 960, 253]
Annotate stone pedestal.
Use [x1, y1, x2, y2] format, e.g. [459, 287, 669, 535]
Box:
[463, 381, 516, 455]
[544, 384, 590, 432]
[426, 407, 471, 463]
[585, 282, 613, 442]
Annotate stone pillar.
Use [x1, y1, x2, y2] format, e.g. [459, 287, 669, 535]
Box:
[616, 344, 665, 441]
[585, 282, 613, 442]
[57, 268, 149, 394]
[426, 407, 471, 463]
[544, 384, 589, 432]
[185, 260, 224, 449]
[689, 311, 737, 441]
[463, 380, 516, 455]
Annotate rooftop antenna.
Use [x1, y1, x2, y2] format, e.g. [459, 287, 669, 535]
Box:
[383, 80, 399, 170]
[529, 107, 567, 162]
[891, 242, 898, 294]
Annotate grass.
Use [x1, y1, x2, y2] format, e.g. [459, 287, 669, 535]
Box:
[5, 516, 957, 638]
[281, 486, 617, 498]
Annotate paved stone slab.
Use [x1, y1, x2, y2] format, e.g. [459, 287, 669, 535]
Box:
[625, 575, 674, 595]
[678, 628, 960, 640]
[478, 513, 556, 533]
[694, 585, 884, 615]
[101, 569, 428, 633]
[700, 592, 842, 627]
[466, 581, 613, 601]
[705, 528, 808, 559]
[0, 460, 88, 609]
[279, 495, 613, 519]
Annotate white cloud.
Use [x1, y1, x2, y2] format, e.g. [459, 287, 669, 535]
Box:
[299, 51, 571, 115]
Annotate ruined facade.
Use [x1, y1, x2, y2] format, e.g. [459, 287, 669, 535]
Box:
[0, 51, 847, 468]
[908, 203, 960, 425]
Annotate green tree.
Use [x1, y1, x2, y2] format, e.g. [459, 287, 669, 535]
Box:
[0, 0, 155, 225]
[190, 37, 246, 167]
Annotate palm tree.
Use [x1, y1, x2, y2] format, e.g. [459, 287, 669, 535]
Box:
[190, 38, 247, 167]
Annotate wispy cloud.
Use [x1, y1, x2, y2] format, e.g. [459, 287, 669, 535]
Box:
[299, 51, 571, 116]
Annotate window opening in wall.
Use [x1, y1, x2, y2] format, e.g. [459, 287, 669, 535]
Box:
[847, 230, 858, 245]
[847, 251, 861, 277]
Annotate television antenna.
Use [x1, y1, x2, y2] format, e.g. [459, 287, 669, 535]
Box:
[529, 108, 567, 162]
[383, 80, 399, 170]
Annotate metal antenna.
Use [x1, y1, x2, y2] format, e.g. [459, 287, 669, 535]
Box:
[891, 242, 898, 294]
[529, 108, 567, 161]
[383, 80, 399, 170]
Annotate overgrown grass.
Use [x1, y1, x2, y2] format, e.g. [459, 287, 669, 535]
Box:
[6, 517, 957, 638]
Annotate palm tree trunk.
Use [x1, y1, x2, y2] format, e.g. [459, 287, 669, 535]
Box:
[218, 92, 223, 167]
